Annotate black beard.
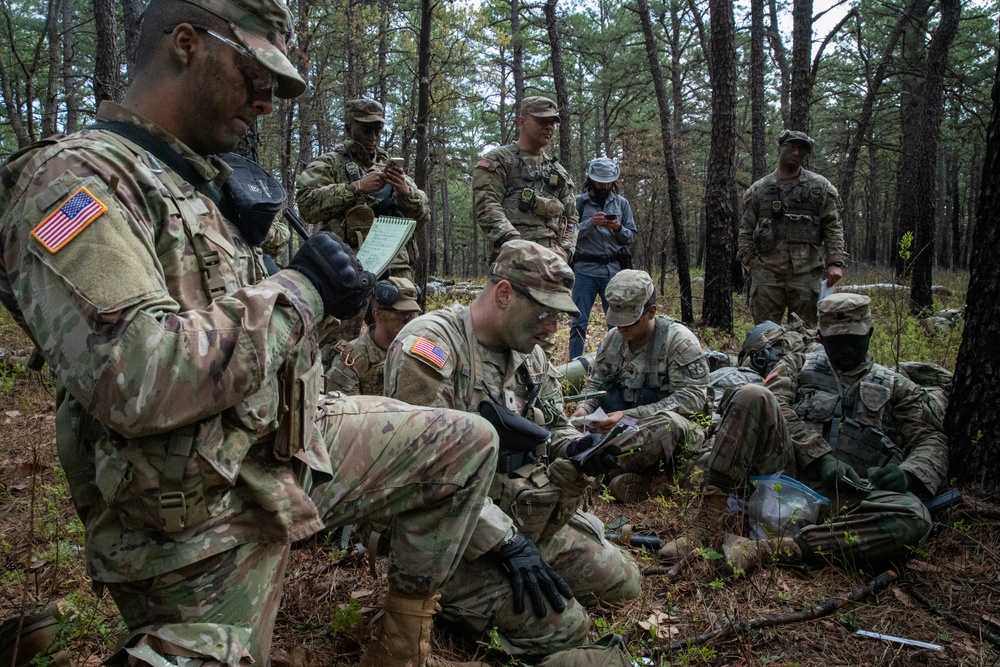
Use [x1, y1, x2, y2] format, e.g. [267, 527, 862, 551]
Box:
[590, 188, 610, 205]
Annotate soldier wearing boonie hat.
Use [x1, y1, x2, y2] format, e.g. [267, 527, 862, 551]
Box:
[473, 95, 578, 264]
[384, 239, 641, 655]
[572, 269, 711, 503]
[739, 126, 847, 328]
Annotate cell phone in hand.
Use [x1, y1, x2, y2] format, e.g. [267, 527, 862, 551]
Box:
[605, 214, 618, 221]
[385, 157, 404, 171]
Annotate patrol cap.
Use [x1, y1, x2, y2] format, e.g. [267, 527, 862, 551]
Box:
[817, 293, 871, 336]
[777, 129, 815, 151]
[380, 277, 422, 313]
[180, 0, 305, 99]
[491, 240, 578, 314]
[345, 99, 385, 124]
[605, 270, 655, 327]
[587, 157, 620, 184]
[520, 96, 560, 119]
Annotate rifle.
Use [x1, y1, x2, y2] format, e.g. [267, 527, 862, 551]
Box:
[563, 390, 607, 403]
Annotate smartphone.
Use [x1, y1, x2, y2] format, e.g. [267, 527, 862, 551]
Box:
[605, 214, 618, 221]
[385, 157, 404, 171]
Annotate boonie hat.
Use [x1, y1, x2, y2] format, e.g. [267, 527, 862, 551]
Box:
[380, 277, 422, 313]
[180, 0, 305, 99]
[817, 293, 872, 336]
[777, 129, 815, 151]
[345, 99, 385, 124]
[606, 270, 654, 327]
[491, 240, 578, 314]
[520, 96, 560, 119]
[586, 157, 620, 184]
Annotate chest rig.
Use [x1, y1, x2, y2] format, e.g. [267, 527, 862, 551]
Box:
[753, 177, 823, 255]
[598, 318, 670, 412]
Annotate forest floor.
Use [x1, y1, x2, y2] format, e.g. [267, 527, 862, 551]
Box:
[1, 266, 997, 667]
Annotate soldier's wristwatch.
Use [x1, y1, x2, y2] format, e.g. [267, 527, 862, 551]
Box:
[827, 260, 845, 268]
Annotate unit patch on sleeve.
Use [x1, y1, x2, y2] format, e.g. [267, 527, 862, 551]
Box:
[31, 187, 107, 253]
[411, 337, 449, 369]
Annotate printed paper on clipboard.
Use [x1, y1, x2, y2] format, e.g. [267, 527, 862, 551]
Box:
[569, 417, 640, 469]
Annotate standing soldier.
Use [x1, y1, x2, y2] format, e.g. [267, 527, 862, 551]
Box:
[296, 98, 430, 281]
[473, 96, 578, 264]
[739, 130, 846, 326]
[0, 2, 495, 665]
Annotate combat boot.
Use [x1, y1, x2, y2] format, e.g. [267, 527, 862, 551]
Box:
[359, 593, 485, 667]
[720, 533, 803, 576]
[0, 605, 60, 667]
[606, 473, 653, 503]
[658, 485, 729, 561]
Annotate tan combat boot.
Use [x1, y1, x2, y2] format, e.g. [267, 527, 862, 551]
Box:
[359, 593, 485, 667]
[720, 533, 803, 576]
[658, 485, 730, 561]
[606, 473, 654, 503]
[0, 605, 61, 667]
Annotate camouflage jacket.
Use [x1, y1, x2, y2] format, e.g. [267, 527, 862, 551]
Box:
[738, 169, 846, 275]
[766, 350, 948, 496]
[578, 316, 711, 419]
[295, 141, 429, 275]
[325, 324, 386, 396]
[384, 304, 580, 558]
[0, 102, 331, 583]
[471, 144, 578, 262]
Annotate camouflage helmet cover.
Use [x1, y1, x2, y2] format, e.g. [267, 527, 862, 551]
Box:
[491, 240, 578, 314]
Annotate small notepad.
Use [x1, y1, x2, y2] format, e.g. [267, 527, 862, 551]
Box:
[355, 216, 418, 277]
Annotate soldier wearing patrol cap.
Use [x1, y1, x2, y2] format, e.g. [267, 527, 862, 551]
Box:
[296, 98, 430, 282]
[571, 270, 711, 503]
[738, 129, 847, 327]
[0, 0, 497, 664]
[325, 276, 422, 396]
[473, 96, 578, 264]
[384, 240, 640, 657]
[659, 293, 948, 577]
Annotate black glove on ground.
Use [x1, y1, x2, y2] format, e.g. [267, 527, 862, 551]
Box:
[566, 433, 621, 477]
[287, 233, 375, 319]
[497, 532, 574, 618]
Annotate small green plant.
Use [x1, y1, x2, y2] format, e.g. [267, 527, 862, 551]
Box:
[326, 599, 364, 639]
[677, 646, 718, 664]
[708, 578, 726, 590]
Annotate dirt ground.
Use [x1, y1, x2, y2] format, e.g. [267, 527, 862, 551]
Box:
[1, 274, 998, 667]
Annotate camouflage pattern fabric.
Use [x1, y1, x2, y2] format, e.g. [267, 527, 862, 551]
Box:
[384, 304, 639, 655]
[738, 169, 845, 325]
[324, 324, 386, 396]
[0, 104, 495, 665]
[576, 316, 710, 473]
[295, 141, 429, 280]
[472, 144, 578, 263]
[702, 344, 947, 562]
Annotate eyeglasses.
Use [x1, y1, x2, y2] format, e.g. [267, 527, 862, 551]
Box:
[165, 24, 278, 94]
[511, 284, 569, 325]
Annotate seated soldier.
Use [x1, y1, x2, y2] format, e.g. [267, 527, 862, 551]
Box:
[325, 277, 422, 395]
[383, 240, 640, 657]
[659, 294, 948, 575]
[571, 270, 711, 503]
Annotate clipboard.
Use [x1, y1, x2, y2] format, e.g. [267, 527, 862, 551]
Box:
[355, 216, 417, 277]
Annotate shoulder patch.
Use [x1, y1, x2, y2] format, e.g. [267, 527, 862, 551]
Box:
[410, 337, 449, 369]
[763, 368, 779, 385]
[476, 158, 498, 171]
[31, 186, 106, 253]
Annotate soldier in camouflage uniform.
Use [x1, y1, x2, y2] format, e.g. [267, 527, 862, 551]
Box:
[739, 130, 847, 326]
[296, 99, 430, 281]
[325, 276, 421, 395]
[570, 271, 711, 503]
[0, 2, 494, 665]
[384, 241, 640, 657]
[659, 294, 948, 575]
[473, 96, 578, 264]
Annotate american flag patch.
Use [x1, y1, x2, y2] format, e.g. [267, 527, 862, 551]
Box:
[763, 368, 779, 385]
[31, 187, 107, 253]
[411, 337, 449, 369]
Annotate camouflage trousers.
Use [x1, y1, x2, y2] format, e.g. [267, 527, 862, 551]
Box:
[749, 265, 824, 326]
[616, 409, 704, 475]
[707, 384, 932, 563]
[438, 510, 640, 656]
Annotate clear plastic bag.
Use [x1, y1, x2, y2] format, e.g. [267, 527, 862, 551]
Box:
[747, 473, 830, 540]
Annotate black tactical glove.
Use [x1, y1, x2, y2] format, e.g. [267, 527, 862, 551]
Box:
[287, 233, 375, 319]
[867, 464, 909, 493]
[497, 532, 574, 618]
[811, 452, 864, 489]
[566, 433, 621, 477]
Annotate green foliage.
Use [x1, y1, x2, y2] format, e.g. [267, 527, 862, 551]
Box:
[326, 599, 364, 640]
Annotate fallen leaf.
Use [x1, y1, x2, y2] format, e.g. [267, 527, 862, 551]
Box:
[907, 560, 940, 573]
[892, 586, 913, 607]
[351, 589, 373, 599]
[5, 410, 21, 418]
[982, 614, 1000, 632]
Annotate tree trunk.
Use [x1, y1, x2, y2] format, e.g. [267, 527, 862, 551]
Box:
[749, 0, 766, 180]
[93, 0, 119, 103]
[122, 0, 143, 80]
[414, 0, 433, 289]
[669, 1, 684, 144]
[789, 0, 812, 131]
[442, 177, 452, 275]
[377, 0, 389, 108]
[945, 49, 1000, 492]
[42, 0, 60, 137]
[543, 0, 571, 172]
[767, 0, 790, 127]
[62, 0, 78, 133]
[950, 154, 962, 270]
[511, 0, 524, 114]
[701, 0, 737, 331]
[636, 0, 693, 322]
[909, 0, 960, 313]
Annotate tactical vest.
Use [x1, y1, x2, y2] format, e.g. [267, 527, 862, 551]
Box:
[498, 144, 571, 248]
[599, 318, 671, 412]
[753, 180, 823, 255]
[795, 350, 899, 475]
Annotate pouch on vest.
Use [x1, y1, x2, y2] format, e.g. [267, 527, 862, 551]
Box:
[535, 634, 633, 667]
[494, 463, 561, 543]
[830, 417, 897, 476]
[344, 203, 375, 248]
[218, 153, 285, 247]
[754, 218, 779, 254]
[784, 213, 822, 244]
